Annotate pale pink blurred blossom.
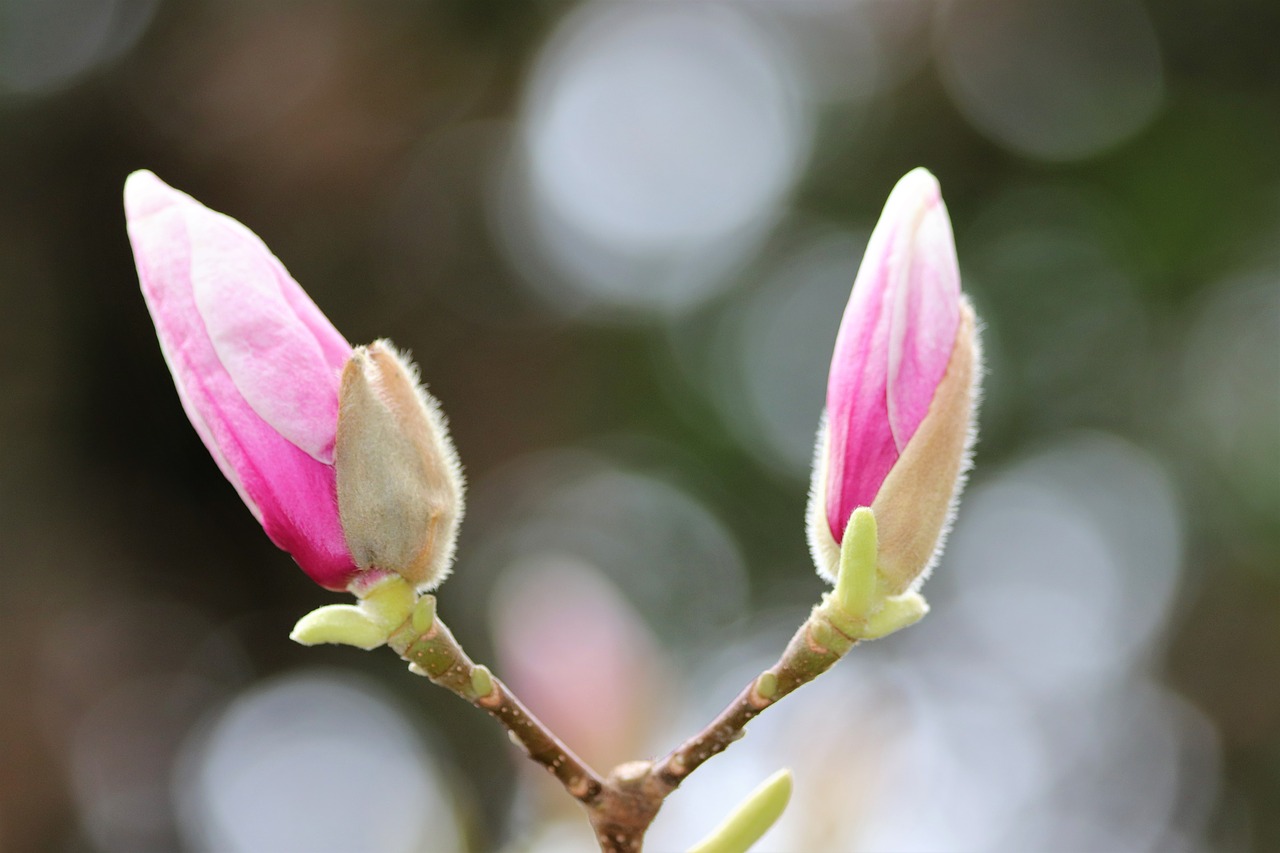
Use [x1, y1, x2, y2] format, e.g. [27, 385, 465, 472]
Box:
[493, 558, 665, 771]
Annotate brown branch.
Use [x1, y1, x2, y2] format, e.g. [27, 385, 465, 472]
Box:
[384, 595, 863, 851]
[386, 610, 607, 806]
[651, 600, 858, 790]
[588, 762, 668, 853]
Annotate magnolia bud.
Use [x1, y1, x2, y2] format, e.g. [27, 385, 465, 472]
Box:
[126, 170, 360, 591]
[807, 168, 982, 595]
[335, 340, 465, 591]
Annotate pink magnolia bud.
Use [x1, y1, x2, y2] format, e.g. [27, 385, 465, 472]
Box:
[125, 170, 359, 591]
[807, 168, 982, 594]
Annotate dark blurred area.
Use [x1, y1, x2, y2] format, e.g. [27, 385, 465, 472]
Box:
[1, 0, 1278, 850]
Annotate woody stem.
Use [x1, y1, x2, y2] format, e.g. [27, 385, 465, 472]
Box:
[386, 613, 607, 806]
[386, 596, 859, 851]
[649, 599, 858, 789]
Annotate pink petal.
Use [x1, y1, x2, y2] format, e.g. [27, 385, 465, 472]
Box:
[824, 169, 960, 541]
[886, 183, 960, 451]
[126, 171, 358, 590]
[187, 209, 344, 463]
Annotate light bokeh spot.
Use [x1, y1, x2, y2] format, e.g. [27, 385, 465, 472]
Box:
[0, 0, 157, 96]
[500, 1, 810, 316]
[175, 669, 459, 853]
[935, 0, 1164, 161]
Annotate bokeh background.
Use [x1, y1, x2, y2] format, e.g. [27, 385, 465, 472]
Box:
[1, 0, 1278, 850]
